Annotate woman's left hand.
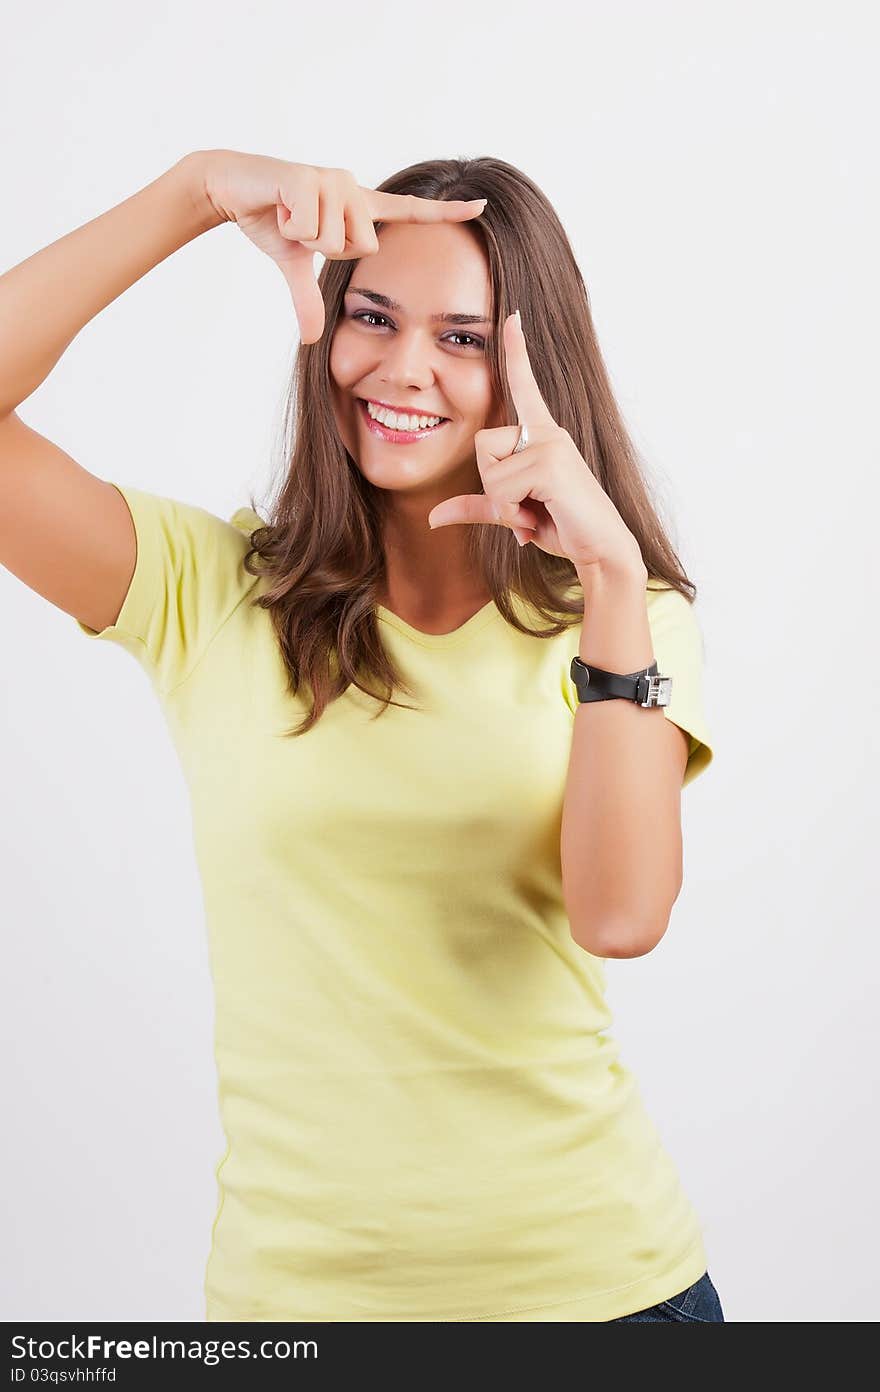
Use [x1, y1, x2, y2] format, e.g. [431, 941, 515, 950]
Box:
[428, 311, 644, 575]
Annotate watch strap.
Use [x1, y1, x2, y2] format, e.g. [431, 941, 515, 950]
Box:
[570, 656, 672, 707]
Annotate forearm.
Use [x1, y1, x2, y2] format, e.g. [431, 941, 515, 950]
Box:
[0, 150, 223, 418]
[561, 557, 683, 958]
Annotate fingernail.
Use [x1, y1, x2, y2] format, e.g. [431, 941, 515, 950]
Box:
[516, 534, 527, 547]
[513, 309, 521, 329]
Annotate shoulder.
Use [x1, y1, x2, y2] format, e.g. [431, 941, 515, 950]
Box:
[229, 504, 266, 537]
[645, 578, 703, 639]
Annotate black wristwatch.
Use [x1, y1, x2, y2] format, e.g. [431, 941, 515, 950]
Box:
[570, 656, 672, 707]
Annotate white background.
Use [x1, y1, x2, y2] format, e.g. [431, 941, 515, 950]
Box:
[1, 0, 877, 1323]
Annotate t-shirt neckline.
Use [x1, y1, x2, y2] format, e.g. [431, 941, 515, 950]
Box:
[375, 599, 501, 647]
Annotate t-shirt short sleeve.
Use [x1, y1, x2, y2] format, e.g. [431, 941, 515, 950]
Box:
[73, 482, 262, 697]
[561, 578, 715, 789]
[645, 582, 714, 788]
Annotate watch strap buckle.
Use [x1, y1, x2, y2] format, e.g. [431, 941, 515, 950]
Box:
[639, 672, 672, 707]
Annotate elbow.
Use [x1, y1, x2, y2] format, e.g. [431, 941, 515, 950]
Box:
[567, 869, 683, 960]
[570, 908, 673, 959]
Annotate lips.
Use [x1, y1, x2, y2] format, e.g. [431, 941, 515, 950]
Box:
[357, 397, 450, 442]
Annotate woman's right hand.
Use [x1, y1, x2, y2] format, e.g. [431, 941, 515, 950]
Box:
[191, 149, 487, 345]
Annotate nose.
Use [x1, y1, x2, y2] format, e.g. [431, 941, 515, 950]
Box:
[376, 327, 437, 392]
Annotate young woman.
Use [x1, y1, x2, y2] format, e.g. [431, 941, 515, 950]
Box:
[0, 149, 723, 1323]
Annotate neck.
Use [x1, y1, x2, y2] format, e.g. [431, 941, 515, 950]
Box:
[377, 492, 487, 616]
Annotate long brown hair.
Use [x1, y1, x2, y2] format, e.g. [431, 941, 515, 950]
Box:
[241, 155, 695, 737]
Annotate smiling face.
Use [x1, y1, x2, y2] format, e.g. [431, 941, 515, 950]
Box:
[329, 220, 504, 507]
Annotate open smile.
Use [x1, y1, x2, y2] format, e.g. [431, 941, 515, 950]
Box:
[357, 397, 451, 444]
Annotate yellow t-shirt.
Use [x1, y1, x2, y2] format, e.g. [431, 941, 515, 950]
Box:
[75, 483, 715, 1322]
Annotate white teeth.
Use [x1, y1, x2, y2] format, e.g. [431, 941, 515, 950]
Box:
[364, 400, 444, 431]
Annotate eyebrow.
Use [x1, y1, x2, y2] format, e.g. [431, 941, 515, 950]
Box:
[345, 287, 492, 326]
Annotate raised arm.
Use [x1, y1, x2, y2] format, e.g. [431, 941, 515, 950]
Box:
[0, 152, 221, 632]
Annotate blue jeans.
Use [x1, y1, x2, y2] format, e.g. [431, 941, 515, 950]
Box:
[608, 1271, 725, 1322]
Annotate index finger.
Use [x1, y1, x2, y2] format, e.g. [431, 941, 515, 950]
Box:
[364, 189, 487, 223]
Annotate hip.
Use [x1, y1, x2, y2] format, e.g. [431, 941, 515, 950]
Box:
[608, 1271, 724, 1322]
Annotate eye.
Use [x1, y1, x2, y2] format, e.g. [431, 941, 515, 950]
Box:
[352, 309, 391, 329]
[446, 330, 485, 350]
[349, 310, 484, 350]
